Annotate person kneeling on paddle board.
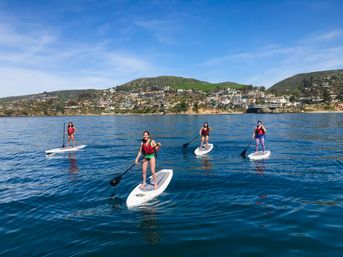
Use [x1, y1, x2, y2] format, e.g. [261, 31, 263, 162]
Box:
[199, 122, 212, 149]
[135, 131, 161, 190]
[67, 122, 77, 147]
[252, 121, 266, 153]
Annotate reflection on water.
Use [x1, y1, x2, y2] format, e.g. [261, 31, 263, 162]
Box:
[109, 193, 125, 210]
[182, 147, 193, 160]
[253, 160, 265, 176]
[138, 206, 160, 245]
[1, 114, 343, 257]
[68, 153, 79, 173]
[197, 155, 213, 171]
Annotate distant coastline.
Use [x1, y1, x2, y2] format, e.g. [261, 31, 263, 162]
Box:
[2, 108, 343, 118]
[1, 70, 342, 117]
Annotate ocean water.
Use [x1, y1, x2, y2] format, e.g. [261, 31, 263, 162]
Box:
[0, 113, 343, 257]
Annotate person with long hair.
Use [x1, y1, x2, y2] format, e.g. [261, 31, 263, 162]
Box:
[135, 131, 161, 190]
[199, 122, 212, 149]
[67, 122, 76, 147]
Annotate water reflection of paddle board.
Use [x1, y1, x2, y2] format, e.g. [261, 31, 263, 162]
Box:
[126, 169, 173, 208]
[45, 145, 87, 155]
[194, 143, 213, 156]
[248, 150, 271, 160]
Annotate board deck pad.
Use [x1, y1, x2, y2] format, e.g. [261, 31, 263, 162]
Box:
[248, 150, 271, 160]
[126, 169, 173, 208]
[45, 145, 87, 154]
[141, 171, 170, 192]
[194, 143, 213, 156]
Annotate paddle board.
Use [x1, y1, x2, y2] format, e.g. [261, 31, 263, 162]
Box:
[45, 145, 87, 155]
[248, 150, 271, 161]
[194, 143, 213, 156]
[126, 169, 173, 208]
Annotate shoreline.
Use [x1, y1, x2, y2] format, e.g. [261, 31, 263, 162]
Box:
[1, 110, 343, 118]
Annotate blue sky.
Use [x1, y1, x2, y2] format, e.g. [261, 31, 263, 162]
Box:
[0, 0, 342, 97]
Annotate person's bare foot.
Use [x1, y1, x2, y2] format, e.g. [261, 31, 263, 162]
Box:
[139, 183, 146, 189]
[154, 184, 158, 190]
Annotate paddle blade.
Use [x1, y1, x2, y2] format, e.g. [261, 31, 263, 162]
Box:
[240, 149, 247, 158]
[110, 175, 122, 186]
[182, 143, 189, 148]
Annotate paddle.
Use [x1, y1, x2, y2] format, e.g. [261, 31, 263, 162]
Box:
[110, 144, 160, 187]
[240, 139, 254, 159]
[62, 122, 66, 148]
[183, 135, 200, 148]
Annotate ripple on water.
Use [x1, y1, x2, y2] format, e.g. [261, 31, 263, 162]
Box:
[0, 114, 343, 256]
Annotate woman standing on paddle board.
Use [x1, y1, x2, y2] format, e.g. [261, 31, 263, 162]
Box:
[252, 120, 266, 153]
[67, 122, 77, 147]
[199, 122, 212, 149]
[135, 131, 161, 190]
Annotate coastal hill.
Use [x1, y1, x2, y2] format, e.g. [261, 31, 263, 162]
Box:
[116, 76, 249, 92]
[268, 69, 343, 102]
[0, 76, 253, 116]
[0, 89, 99, 103]
[0, 76, 249, 102]
[1, 71, 343, 116]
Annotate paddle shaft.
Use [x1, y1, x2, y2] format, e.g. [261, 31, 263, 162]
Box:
[123, 143, 160, 176]
[183, 135, 200, 148]
[246, 139, 254, 150]
[120, 153, 145, 178]
[62, 122, 66, 147]
[240, 139, 254, 158]
[110, 144, 160, 186]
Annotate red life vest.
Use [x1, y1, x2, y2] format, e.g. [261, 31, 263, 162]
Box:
[142, 140, 155, 155]
[255, 126, 265, 135]
[68, 127, 75, 135]
[201, 128, 209, 137]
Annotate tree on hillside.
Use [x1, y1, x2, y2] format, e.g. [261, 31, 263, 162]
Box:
[210, 99, 217, 108]
[192, 102, 199, 113]
[173, 101, 188, 113]
[289, 89, 301, 102]
[322, 90, 331, 104]
[337, 91, 343, 101]
[290, 95, 297, 102]
[242, 85, 253, 93]
[79, 92, 96, 100]
[255, 98, 266, 104]
[67, 100, 78, 106]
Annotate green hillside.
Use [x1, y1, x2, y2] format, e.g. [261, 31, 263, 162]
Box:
[0, 89, 99, 103]
[268, 69, 343, 99]
[116, 76, 249, 92]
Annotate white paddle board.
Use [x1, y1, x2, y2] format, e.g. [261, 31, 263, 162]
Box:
[45, 145, 87, 154]
[194, 143, 213, 156]
[126, 169, 173, 208]
[248, 150, 271, 161]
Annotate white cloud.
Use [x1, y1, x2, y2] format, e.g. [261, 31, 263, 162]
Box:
[202, 29, 343, 87]
[0, 17, 155, 97]
[0, 67, 114, 97]
[0, 22, 56, 52]
[134, 18, 181, 44]
[304, 29, 343, 43]
[245, 46, 343, 86]
[107, 52, 152, 73]
[203, 45, 296, 66]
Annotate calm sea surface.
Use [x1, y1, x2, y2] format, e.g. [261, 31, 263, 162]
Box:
[0, 113, 343, 257]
